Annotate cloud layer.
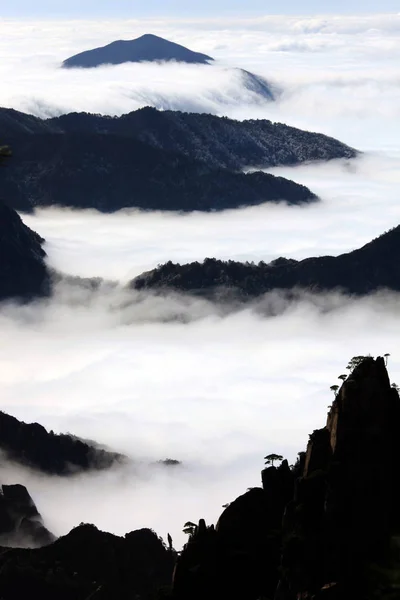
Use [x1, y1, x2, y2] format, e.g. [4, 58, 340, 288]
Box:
[1, 13, 400, 548]
[1, 14, 400, 149]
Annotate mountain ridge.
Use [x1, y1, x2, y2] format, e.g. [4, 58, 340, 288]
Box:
[132, 224, 400, 299]
[0, 106, 356, 213]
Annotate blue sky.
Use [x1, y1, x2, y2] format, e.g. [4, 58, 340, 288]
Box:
[1, 0, 399, 18]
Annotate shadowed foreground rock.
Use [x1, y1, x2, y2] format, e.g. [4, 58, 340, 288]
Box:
[172, 357, 400, 600]
[0, 524, 176, 599]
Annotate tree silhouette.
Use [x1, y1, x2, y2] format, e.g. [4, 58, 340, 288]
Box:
[338, 374, 347, 381]
[346, 356, 368, 372]
[264, 453, 284, 467]
[182, 521, 197, 538]
[384, 353, 390, 366]
[330, 384, 339, 397]
[391, 383, 400, 393]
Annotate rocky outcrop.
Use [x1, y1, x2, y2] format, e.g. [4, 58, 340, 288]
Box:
[0, 106, 356, 213]
[0, 200, 49, 300]
[172, 357, 400, 600]
[132, 225, 400, 298]
[0, 523, 176, 599]
[173, 460, 294, 600]
[62, 34, 214, 68]
[0, 484, 55, 548]
[0, 411, 124, 475]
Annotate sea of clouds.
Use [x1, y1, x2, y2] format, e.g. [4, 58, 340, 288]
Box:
[1, 13, 400, 547]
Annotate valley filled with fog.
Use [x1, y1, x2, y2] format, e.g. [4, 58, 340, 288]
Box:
[1, 13, 400, 548]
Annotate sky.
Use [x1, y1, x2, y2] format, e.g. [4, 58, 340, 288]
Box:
[1, 0, 400, 18]
[1, 9, 400, 549]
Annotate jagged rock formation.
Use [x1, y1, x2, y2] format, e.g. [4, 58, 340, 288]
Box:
[62, 34, 214, 68]
[0, 411, 124, 475]
[173, 462, 294, 600]
[0, 106, 356, 213]
[0, 523, 176, 599]
[276, 356, 400, 599]
[0, 200, 49, 300]
[0, 484, 55, 548]
[172, 357, 400, 600]
[132, 225, 400, 298]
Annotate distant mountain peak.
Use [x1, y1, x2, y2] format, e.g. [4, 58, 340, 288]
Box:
[62, 33, 214, 68]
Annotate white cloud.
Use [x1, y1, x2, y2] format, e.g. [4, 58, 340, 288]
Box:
[1, 286, 400, 548]
[22, 153, 400, 282]
[1, 14, 400, 150]
[1, 13, 400, 550]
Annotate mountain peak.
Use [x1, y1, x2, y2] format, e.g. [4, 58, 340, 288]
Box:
[62, 34, 214, 68]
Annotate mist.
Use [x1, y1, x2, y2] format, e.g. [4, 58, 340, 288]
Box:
[1, 12, 400, 549]
[2, 285, 400, 548]
[22, 153, 400, 282]
[1, 14, 400, 150]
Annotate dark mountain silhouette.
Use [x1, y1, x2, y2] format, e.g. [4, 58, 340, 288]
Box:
[62, 33, 214, 68]
[0, 356, 399, 599]
[44, 106, 356, 171]
[0, 199, 50, 300]
[0, 523, 176, 598]
[0, 106, 356, 213]
[0, 134, 317, 213]
[61, 34, 278, 103]
[0, 484, 55, 548]
[132, 225, 400, 299]
[171, 356, 400, 600]
[0, 411, 124, 476]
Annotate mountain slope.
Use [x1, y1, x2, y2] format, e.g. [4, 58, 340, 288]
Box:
[0, 106, 356, 213]
[0, 411, 124, 476]
[132, 225, 400, 298]
[62, 33, 214, 68]
[1, 133, 316, 213]
[47, 106, 357, 170]
[0, 200, 49, 300]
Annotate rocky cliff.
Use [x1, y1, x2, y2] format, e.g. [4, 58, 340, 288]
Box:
[0, 484, 55, 548]
[172, 356, 400, 600]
